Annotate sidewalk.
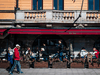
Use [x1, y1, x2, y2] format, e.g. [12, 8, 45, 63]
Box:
[0, 68, 100, 75]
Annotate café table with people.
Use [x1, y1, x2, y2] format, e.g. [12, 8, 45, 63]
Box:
[76, 47, 99, 65]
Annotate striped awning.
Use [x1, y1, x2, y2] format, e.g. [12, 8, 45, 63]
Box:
[0, 29, 7, 36]
[8, 29, 100, 35]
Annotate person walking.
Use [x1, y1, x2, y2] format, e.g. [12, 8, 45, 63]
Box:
[9, 44, 23, 75]
[6, 47, 14, 72]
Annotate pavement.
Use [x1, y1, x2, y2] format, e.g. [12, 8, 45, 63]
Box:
[0, 68, 100, 75]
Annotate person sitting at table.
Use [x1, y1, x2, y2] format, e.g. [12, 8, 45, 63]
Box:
[91, 47, 99, 64]
[55, 40, 64, 61]
[26, 49, 37, 61]
[41, 48, 48, 61]
[80, 47, 88, 58]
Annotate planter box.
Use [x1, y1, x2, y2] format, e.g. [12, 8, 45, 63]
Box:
[71, 62, 84, 68]
[34, 61, 48, 68]
[89, 63, 100, 68]
[52, 62, 67, 68]
[0, 62, 9, 68]
[20, 62, 30, 68]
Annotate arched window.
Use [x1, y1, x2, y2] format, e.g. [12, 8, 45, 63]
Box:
[88, 0, 99, 10]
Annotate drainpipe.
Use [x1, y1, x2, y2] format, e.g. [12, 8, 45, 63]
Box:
[15, 0, 20, 20]
[15, 0, 20, 11]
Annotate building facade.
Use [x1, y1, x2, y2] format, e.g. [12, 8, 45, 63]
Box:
[0, 0, 100, 68]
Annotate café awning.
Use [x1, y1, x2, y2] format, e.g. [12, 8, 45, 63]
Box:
[8, 29, 100, 35]
[0, 29, 7, 36]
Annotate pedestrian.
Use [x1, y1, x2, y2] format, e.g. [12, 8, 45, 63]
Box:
[6, 47, 13, 72]
[9, 44, 23, 75]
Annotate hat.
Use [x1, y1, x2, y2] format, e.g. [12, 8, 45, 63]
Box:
[16, 44, 20, 47]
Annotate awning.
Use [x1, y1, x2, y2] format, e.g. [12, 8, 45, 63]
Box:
[8, 29, 100, 35]
[0, 29, 7, 36]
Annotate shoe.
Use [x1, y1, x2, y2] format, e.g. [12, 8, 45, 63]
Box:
[19, 71, 23, 74]
[9, 72, 13, 75]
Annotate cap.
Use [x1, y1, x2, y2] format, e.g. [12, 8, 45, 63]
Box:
[16, 44, 20, 47]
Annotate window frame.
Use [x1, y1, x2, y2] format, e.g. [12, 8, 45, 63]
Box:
[88, 0, 100, 10]
[32, 0, 43, 10]
[53, 0, 64, 10]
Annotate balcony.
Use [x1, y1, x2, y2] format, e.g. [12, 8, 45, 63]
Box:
[16, 10, 100, 24]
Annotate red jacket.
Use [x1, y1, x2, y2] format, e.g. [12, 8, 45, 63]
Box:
[14, 47, 20, 60]
[94, 50, 99, 58]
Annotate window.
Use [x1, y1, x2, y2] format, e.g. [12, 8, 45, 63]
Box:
[59, 0, 63, 10]
[33, 0, 43, 10]
[88, 0, 99, 10]
[54, 0, 57, 10]
[95, 0, 99, 10]
[33, 0, 37, 10]
[53, 0, 64, 10]
[38, 0, 43, 10]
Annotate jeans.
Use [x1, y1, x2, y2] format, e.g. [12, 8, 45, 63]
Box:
[43, 56, 48, 61]
[52, 52, 63, 61]
[30, 56, 36, 60]
[10, 60, 21, 73]
[92, 56, 96, 59]
[52, 53, 58, 59]
[59, 52, 63, 61]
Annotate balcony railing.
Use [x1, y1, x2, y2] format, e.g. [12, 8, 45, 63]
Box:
[16, 10, 100, 23]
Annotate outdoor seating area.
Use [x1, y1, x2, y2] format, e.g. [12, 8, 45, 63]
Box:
[0, 42, 100, 69]
[0, 54, 100, 69]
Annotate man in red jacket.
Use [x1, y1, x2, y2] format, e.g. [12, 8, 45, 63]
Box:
[9, 44, 23, 75]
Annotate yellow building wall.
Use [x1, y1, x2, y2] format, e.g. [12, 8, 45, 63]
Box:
[43, 0, 53, 10]
[0, 13, 15, 19]
[0, 0, 88, 10]
[64, 0, 88, 10]
[19, 0, 32, 10]
[0, 0, 88, 20]
[0, 0, 16, 10]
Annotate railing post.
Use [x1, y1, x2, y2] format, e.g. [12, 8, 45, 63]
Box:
[16, 11, 24, 21]
[81, 11, 86, 22]
[46, 10, 52, 21]
[74, 11, 86, 23]
[74, 11, 77, 22]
